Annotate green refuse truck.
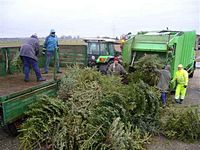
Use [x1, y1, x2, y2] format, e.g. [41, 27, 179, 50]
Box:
[122, 30, 196, 78]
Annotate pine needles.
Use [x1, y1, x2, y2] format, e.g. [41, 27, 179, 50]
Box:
[18, 55, 200, 150]
[19, 66, 159, 150]
[127, 54, 164, 86]
[161, 106, 200, 142]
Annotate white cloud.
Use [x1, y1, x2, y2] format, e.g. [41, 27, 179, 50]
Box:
[0, 0, 199, 37]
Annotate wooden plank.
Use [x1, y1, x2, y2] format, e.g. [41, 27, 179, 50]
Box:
[59, 49, 84, 53]
[60, 57, 85, 62]
[60, 62, 84, 65]
[59, 53, 85, 57]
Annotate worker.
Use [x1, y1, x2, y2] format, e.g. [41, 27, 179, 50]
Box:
[43, 29, 62, 74]
[20, 34, 46, 82]
[120, 37, 125, 50]
[156, 65, 171, 107]
[107, 57, 127, 76]
[171, 64, 188, 104]
[125, 32, 132, 40]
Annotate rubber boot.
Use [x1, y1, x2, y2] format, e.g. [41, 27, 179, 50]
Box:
[179, 99, 183, 104]
[37, 78, 46, 82]
[175, 99, 180, 104]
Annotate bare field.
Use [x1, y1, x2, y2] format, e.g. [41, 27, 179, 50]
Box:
[0, 39, 85, 47]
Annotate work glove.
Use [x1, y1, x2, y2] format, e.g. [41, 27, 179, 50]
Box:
[42, 48, 46, 55]
[184, 85, 187, 88]
[56, 47, 60, 52]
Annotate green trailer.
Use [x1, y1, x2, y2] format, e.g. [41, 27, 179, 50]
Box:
[122, 30, 196, 78]
[0, 44, 87, 134]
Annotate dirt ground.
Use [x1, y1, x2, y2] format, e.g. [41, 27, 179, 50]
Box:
[146, 135, 200, 150]
[0, 69, 200, 150]
[0, 128, 19, 150]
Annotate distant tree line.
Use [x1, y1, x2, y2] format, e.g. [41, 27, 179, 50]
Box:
[60, 35, 80, 39]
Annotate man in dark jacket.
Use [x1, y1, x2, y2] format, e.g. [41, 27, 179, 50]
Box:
[20, 34, 46, 82]
[156, 65, 171, 106]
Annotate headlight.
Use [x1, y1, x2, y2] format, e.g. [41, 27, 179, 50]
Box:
[91, 56, 95, 60]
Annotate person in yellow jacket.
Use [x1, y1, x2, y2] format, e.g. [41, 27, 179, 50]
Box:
[120, 38, 125, 50]
[171, 64, 188, 104]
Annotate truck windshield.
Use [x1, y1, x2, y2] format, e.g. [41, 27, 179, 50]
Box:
[88, 43, 99, 55]
[108, 43, 115, 56]
[100, 43, 109, 55]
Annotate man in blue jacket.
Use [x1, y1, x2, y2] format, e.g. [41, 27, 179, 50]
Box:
[20, 34, 46, 82]
[43, 29, 62, 74]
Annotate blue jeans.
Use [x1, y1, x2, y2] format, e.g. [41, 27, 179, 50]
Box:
[22, 56, 42, 80]
[44, 51, 60, 73]
[161, 92, 167, 105]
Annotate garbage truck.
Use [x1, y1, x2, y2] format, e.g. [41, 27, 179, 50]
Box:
[122, 30, 196, 78]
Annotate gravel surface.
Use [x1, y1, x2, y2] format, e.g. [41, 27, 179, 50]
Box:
[147, 135, 200, 150]
[0, 128, 19, 150]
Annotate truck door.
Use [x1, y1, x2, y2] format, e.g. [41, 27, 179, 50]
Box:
[87, 42, 100, 65]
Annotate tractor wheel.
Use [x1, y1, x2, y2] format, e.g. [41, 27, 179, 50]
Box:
[106, 60, 115, 73]
[99, 64, 108, 75]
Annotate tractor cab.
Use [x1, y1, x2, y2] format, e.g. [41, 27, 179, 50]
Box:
[83, 38, 121, 69]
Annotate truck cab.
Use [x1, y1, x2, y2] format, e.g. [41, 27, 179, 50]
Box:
[83, 38, 121, 74]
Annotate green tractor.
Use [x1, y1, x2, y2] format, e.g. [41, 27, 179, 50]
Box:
[83, 37, 121, 74]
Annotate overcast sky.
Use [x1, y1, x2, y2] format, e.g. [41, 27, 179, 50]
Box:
[0, 0, 199, 38]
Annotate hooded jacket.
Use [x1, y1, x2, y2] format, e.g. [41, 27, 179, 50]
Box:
[43, 34, 58, 51]
[20, 35, 40, 61]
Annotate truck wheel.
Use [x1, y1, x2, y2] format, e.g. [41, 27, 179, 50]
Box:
[189, 71, 194, 78]
[189, 62, 196, 78]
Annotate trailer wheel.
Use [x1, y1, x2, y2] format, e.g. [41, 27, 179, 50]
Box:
[7, 123, 18, 136]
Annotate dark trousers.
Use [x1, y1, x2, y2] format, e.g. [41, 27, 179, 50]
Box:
[161, 92, 167, 105]
[21, 56, 42, 80]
